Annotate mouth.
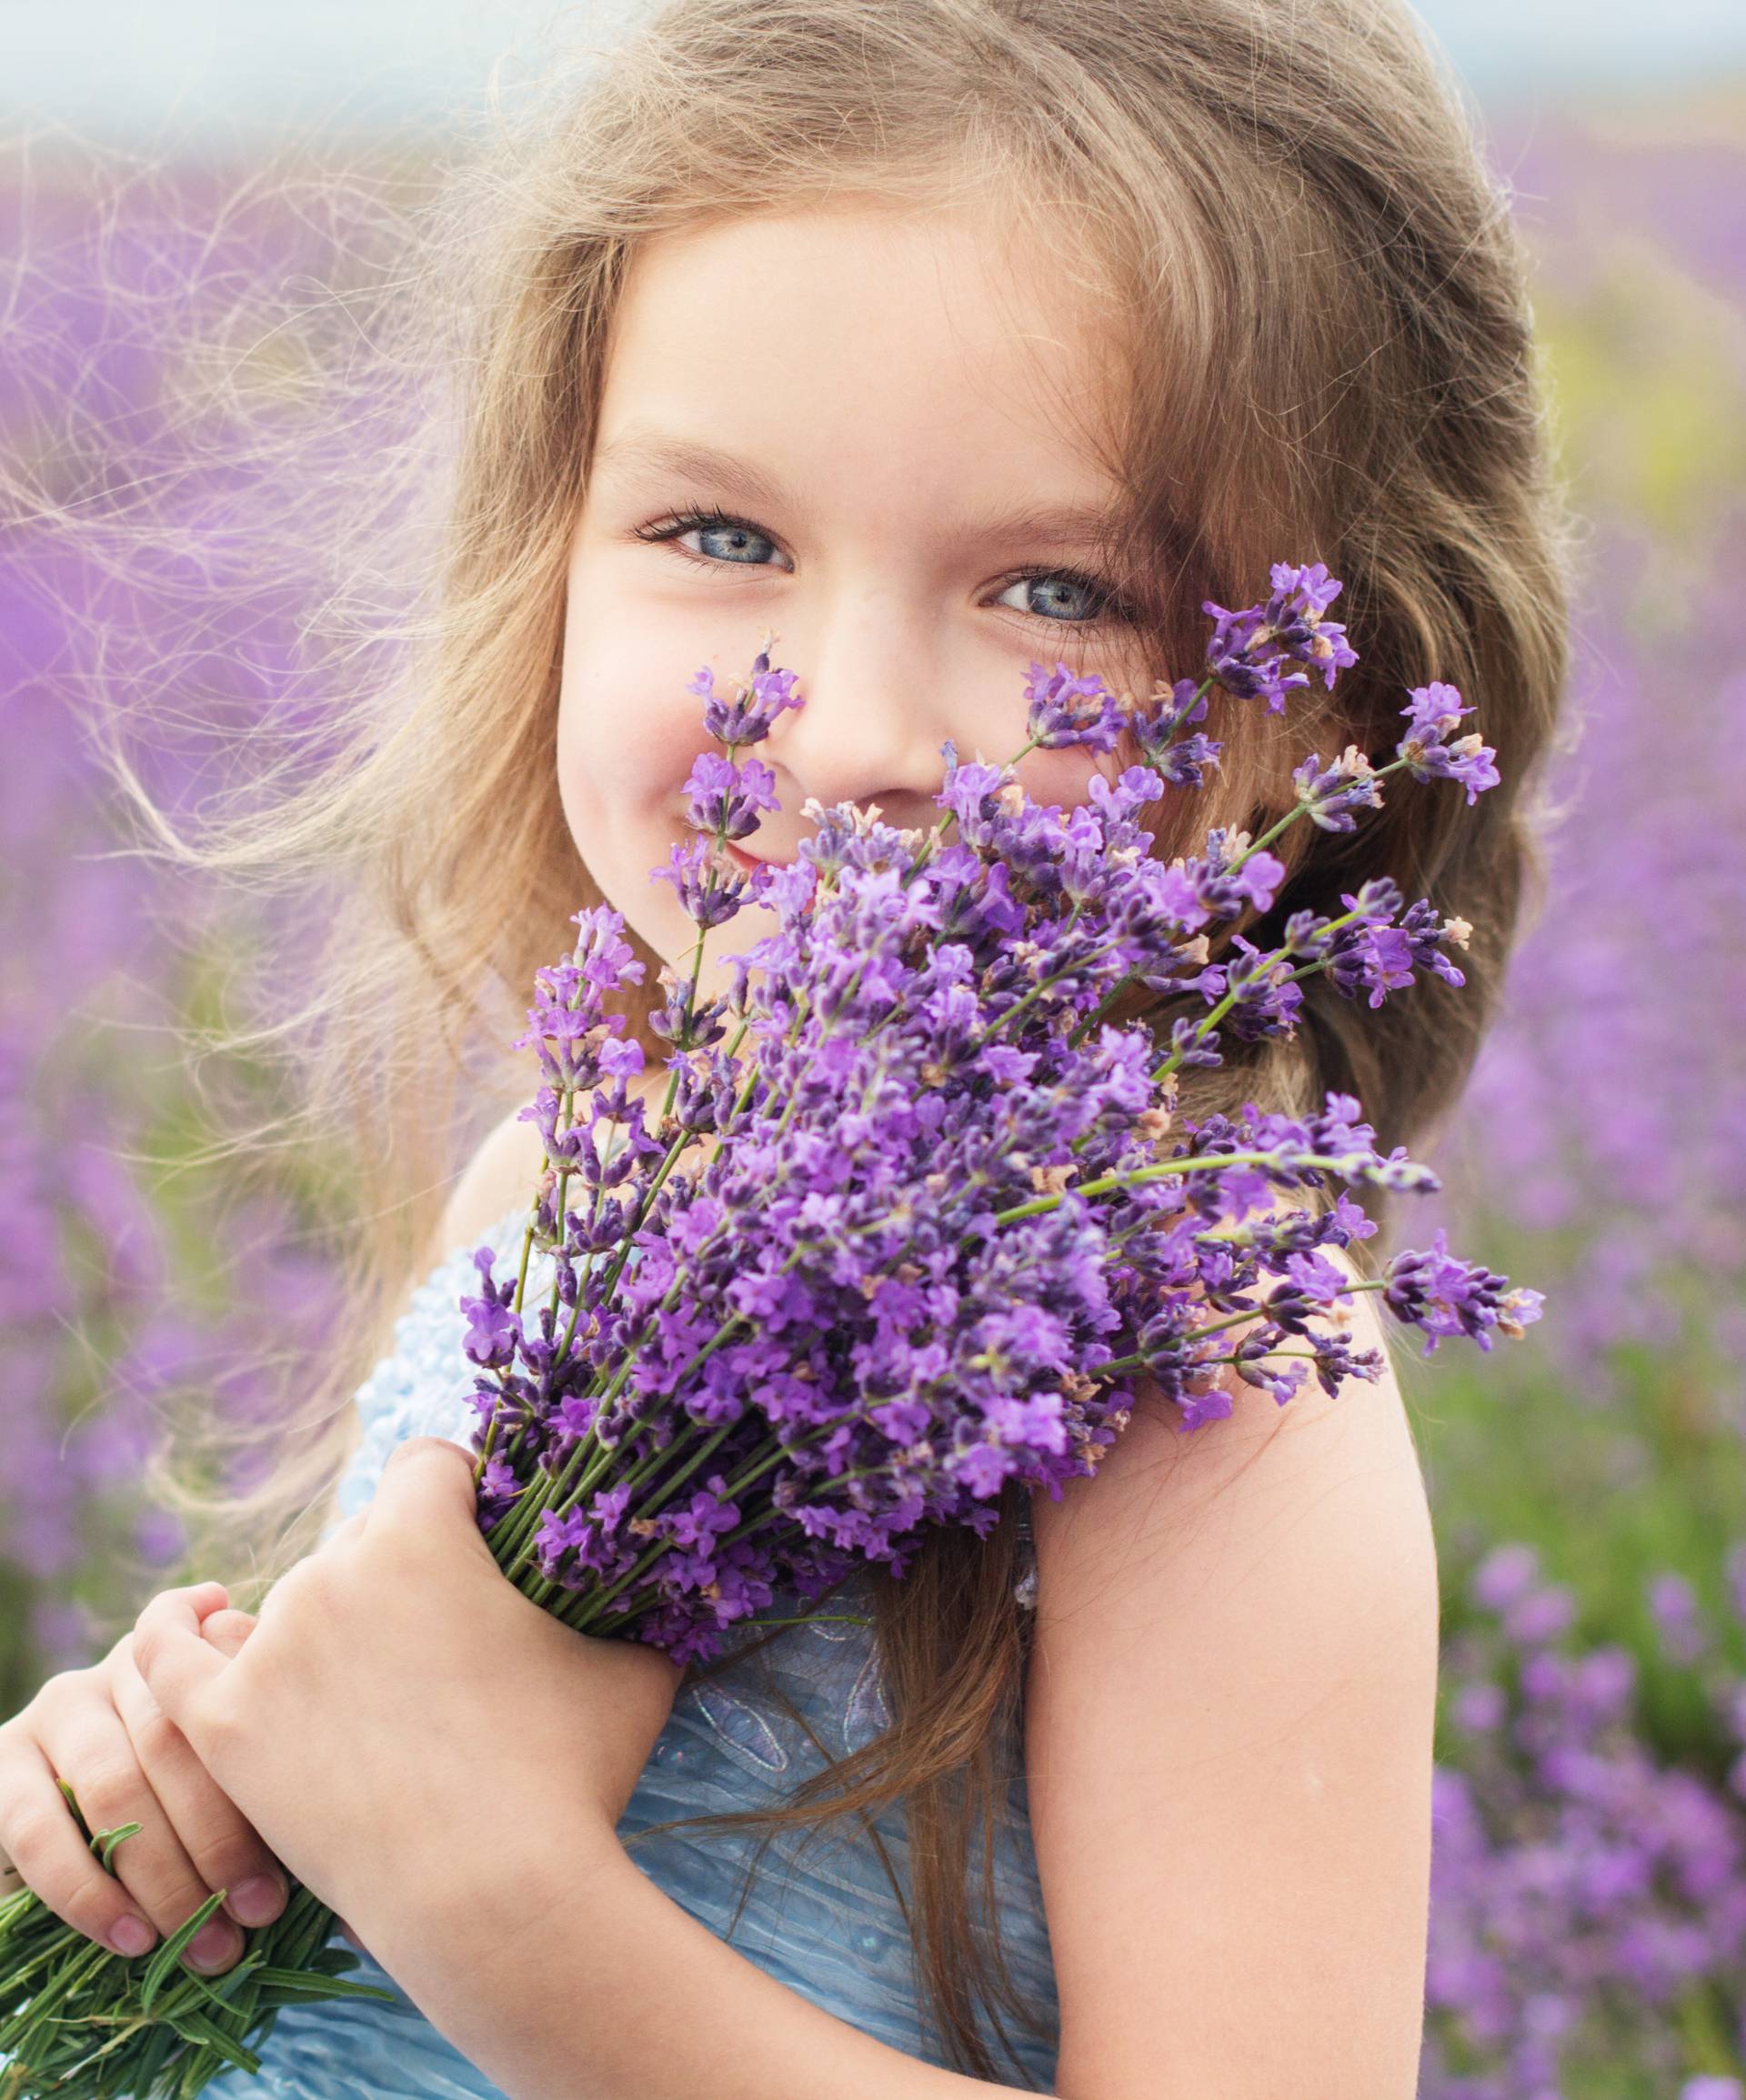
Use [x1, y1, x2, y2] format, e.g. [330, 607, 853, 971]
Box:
[724, 840, 788, 877]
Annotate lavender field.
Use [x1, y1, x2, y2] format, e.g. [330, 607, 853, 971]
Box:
[3, 92, 1745, 2095]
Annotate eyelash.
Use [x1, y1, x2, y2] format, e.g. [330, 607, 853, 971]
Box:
[631, 503, 1143, 626]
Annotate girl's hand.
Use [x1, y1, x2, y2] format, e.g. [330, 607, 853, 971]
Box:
[128, 1438, 685, 1935]
[0, 1609, 287, 1974]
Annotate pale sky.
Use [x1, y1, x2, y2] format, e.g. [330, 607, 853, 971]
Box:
[2, 0, 1742, 148]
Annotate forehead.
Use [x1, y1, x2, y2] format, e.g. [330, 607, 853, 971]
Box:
[589, 204, 1130, 544]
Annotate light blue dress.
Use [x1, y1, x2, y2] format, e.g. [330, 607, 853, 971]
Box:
[196, 1209, 1062, 2096]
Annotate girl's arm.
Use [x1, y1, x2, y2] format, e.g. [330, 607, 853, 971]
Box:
[352, 1823, 1036, 2100]
[1026, 1251, 1439, 2100]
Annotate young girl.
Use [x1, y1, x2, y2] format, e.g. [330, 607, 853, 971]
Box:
[0, 0, 1572, 2092]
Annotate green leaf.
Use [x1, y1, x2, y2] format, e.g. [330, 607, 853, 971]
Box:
[44, 2013, 160, 2087]
[171, 1947, 266, 2016]
[54, 1778, 89, 1842]
[133, 2015, 185, 2088]
[97, 1824, 144, 1874]
[137, 1892, 226, 2016]
[251, 1967, 397, 2004]
[159, 2005, 263, 2076]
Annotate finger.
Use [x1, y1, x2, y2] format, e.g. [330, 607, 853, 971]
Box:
[110, 1641, 287, 1938]
[27, 1689, 246, 1968]
[0, 1737, 164, 1960]
[366, 1436, 482, 1543]
[140, 1579, 229, 1626]
[130, 1586, 234, 1739]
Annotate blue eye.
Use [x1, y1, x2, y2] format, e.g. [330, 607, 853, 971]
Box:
[640, 511, 778, 568]
[633, 507, 787, 573]
[1005, 574, 1120, 624]
[632, 505, 1140, 625]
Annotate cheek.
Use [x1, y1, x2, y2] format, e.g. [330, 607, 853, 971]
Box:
[555, 634, 642, 824]
[553, 676, 610, 840]
[1010, 739, 1124, 823]
[554, 644, 728, 865]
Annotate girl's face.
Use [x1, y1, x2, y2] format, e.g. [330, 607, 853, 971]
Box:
[557, 201, 1152, 1013]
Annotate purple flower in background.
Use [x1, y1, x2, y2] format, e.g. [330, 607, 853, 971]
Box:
[1424, 1542, 1746, 2096]
[0, 155, 360, 1675]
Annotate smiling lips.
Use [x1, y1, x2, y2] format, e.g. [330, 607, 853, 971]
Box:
[725, 840, 790, 875]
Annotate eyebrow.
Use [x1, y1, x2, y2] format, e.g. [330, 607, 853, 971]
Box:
[590, 429, 1127, 551]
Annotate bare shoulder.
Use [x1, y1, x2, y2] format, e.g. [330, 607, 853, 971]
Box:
[427, 1064, 670, 1271]
[1024, 1232, 1440, 2099]
[1029, 1233, 1425, 1588]
[426, 1100, 549, 1270]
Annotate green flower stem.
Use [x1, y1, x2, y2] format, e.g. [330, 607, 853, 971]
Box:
[1225, 749, 1418, 876]
[486, 852, 857, 1566]
[556, 1445, 903, 1638]
[1189, 1276, 1388, 1342]
[1146, 899, 1373, 1090]
[480, 809, 767, 1483]
[492, 1294, 758, 1583]
[991, 1149, 1394, 1227]
[517, 1420, 738, 1612]
[496, 1010, 897, 1584]
[985, 914, 1137, 1049]
[535, 1425, 844, 1626]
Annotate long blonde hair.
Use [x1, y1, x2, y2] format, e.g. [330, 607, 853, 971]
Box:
[87, 0, 1573, 2078]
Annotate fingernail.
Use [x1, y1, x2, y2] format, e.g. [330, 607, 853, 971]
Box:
[226, 1874, 286, 1927]
[109, 1914, 156, 1958]
[187, 1917, 241, 1972]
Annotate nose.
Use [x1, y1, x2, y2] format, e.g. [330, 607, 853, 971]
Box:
[748, 600, 957, 846]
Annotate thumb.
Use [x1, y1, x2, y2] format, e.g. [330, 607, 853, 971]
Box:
[201, 1608, 258, 1660]
[367, 1436, 482, 1542]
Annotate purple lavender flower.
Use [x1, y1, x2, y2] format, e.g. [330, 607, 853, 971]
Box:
[459, 1250, 524, 1370]
[1022, 660, 1129, 752]
[1384, 1230, 1546, 1356]
[1290, 743, 1386, 830]
[1202, 598, 1313, 711]
[1397, 682, 1501, 804]
[1201, 561, 1360, 711]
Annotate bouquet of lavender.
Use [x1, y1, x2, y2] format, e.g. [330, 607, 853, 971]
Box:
[0, 562, 1540, 2095]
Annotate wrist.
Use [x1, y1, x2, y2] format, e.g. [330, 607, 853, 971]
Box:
[347, 1798, 630, 1989]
